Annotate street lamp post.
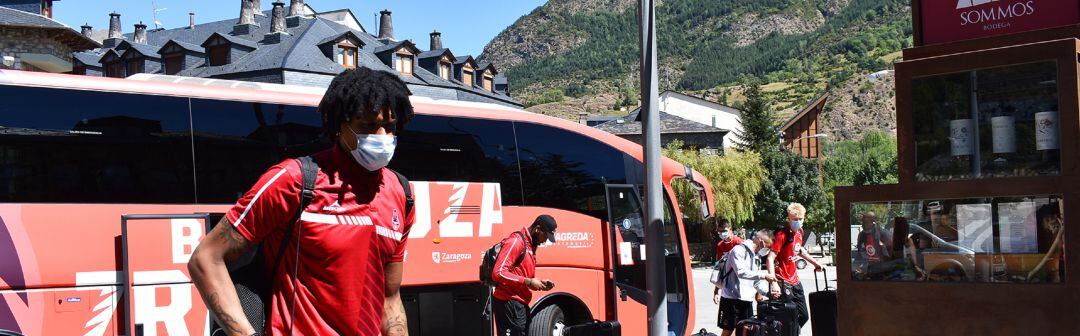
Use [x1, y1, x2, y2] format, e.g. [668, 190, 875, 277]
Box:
[638, 0, 667, 335]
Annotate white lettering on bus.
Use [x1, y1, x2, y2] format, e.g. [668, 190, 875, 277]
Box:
[171, 219, 201, 264]
[479, 183, 503, 237]
[439, 182, 474, 237]
[408, 182, 433, 239]
[133, 270, 192, 336]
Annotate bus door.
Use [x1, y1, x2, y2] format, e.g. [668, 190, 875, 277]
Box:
[604, 185, 648, 330]
[120, 213, 211, 336]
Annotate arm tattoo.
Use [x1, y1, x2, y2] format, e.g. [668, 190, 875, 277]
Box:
[205, 292, 246, 334]
[211, 216, 253, 264]
[382, 297, 408, 336]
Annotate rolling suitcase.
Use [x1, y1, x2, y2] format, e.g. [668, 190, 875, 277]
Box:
[758, 299, 799, 336]
[809, 271, 838, 336]
[563, 320, 620, 336]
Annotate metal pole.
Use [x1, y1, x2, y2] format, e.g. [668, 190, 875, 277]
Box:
[639, 0, 667, 335]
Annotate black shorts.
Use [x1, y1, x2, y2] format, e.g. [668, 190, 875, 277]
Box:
[718, 297, 753, 330]
[493, 298, 529, 336]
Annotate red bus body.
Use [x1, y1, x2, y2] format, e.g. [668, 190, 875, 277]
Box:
[0, 70, 714, 336]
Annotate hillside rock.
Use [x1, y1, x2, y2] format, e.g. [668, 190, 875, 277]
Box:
[821, 71, 897, 141]
[723, 8, 826, 47]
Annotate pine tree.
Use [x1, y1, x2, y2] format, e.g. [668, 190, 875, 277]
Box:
[734, 82, 778, 154]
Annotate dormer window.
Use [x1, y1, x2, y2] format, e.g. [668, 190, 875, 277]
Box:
[439, 59, 452, 80]
[164, 53, 183, 75]
[393, 52, 414, 75]
[208, 45, 229, 66]
[483, 70, 494, 92]
[340, 45, 358, 69]
[463, 63, 474, 87]
[125, 57, 145, 75]
[105, 62, 123, 78]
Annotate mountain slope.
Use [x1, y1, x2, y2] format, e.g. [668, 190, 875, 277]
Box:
[480, 0, 911, 140]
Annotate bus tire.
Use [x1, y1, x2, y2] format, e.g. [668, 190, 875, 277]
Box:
[529, 304, 566, 336]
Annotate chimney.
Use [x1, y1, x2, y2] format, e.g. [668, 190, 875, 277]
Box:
[264, 1, 287, 43]
[252, 0, 265, 16]
[578, 112, 589, 125]
[81, 23, 93, 38]
[189, 12, 196, 29]
[286, 0, 304, 27]
[133, 22, 148, 44]
[234, 0, 259, 35]
[429, 30, 443, 50]
[103, 12, 122, 48]
[378, 9, 395, 41]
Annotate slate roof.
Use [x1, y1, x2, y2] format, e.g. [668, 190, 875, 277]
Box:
[0, 6, 100, 51]
[73, 51, 102, 67]
[71, 7, 517, 105]
[158, 40, 205, 54]
[123, 42, 162, 59]
[595, 108, 729, 135]
[418, 48, 452, 60]
[0, 6, 64, 28]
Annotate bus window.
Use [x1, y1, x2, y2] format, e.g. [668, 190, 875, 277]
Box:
[515, 122, 627, 218]
[190, 99, 327, 203]
[390, 115, 523, 205]
[0, 85, 194, 203]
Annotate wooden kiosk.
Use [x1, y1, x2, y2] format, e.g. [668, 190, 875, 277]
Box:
[834, 1, 1080, 334]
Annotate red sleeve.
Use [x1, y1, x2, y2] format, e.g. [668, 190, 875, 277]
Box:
[492, 234, 527, 286]
[389, 189, 415, 262]
[224, 160, 302, 244]
[771, 230, 785, 253]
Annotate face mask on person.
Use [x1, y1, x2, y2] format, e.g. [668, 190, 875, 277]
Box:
[719, 231, 731, 240]
[790, 219, 803, 230]
[346, 130, 397, 171]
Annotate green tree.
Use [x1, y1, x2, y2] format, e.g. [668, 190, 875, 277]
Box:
[751, 150, 827, 233]
[734, 83, 778, 154]
[817, 131, 899, 230]
[663, 141, 768, 226]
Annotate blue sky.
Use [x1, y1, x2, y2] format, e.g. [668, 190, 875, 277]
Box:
[54, 0, 546, 57]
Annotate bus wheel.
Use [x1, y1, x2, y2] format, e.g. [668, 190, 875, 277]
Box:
[529, 304, 565, 336]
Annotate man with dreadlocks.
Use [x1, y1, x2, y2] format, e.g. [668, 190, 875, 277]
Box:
[190, 67, 415, 336]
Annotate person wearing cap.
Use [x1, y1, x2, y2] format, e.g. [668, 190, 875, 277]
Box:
[491, 215, 558, 336]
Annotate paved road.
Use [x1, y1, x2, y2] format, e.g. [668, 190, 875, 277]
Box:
[691, 258, 837, 335]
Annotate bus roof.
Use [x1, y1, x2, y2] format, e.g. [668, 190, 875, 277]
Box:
[0, 70, 710, 195]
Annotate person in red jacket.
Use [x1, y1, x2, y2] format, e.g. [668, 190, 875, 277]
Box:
[715, 218, 743, 259]
[492, 215, 558, 336]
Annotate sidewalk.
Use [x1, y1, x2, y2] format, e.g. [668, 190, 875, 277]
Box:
[691, 259, 837, 335]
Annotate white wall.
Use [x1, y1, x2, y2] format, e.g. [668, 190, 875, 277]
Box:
[659, 92, 742, 147]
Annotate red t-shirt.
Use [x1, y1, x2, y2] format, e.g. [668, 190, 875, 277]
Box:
[225, 146, 414, 335]
[771, 228, 804, 285]
[716, 235, 744, 260]
[491, 227, 537, 304]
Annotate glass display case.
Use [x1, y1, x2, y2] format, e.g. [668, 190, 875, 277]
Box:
[849, 195, 1064, 284]
[912, 61, 1062, 181]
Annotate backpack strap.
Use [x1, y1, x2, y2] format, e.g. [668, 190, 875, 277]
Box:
[388, 169, 414, 215]
[511, 231, 527, 267]
[268, 156, 318, 285]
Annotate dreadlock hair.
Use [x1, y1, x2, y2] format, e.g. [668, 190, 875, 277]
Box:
[318, 67, 414, 141]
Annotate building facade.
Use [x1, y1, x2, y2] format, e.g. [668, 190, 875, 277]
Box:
[0, 0, 99, 72]
[73, 0, 518, 107]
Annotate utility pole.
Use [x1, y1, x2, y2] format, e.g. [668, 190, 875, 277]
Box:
[639, 0, 667, 335]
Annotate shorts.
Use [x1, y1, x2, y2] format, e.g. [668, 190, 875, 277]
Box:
[718, 297, 753, 330]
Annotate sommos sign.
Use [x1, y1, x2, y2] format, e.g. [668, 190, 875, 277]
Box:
[920, 0, 1080, 45]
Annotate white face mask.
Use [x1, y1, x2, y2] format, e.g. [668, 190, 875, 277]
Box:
[348, 133, 397, 171]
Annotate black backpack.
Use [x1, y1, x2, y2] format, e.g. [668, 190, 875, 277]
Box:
[478, 231, 527, 287]
[213, 157, 413, 335]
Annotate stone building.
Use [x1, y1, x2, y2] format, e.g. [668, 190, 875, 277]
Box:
[74, 0, 518, 107]
[0, 1, 99, 72]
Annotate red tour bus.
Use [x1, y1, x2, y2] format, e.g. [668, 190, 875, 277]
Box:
[0, 70, 715, 336]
